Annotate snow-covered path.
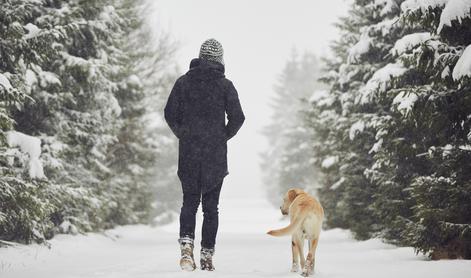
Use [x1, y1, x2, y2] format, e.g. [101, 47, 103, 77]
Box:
[1, 197, 470, 278]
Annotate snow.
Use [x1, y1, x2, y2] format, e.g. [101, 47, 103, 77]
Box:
[391, 32, 432, 55]
[348, 32, 371, 63]
[25, 69, 37, 87]
[309, 90, 335, 107]
[374, 0, 399, 16]
[372, 17, 399, 36]
[338, 63, 359, 86]
[452, 44, 471, 80]
[1, 196, 471, 278]
[401, 0, 449, 13]
[321, 155, 339, 169]
[358, 63, 408, 104]
[369, 138, 384, 154]
[393, 91, 418, 116]
[349, 120, 365, 140]
[459, 144, 471, 151]
[38, 71, 61, 87]
[62, 52, 89, 67]
[109, 95, 122, 116]
[330, 177, 345, 190]
[24, 23, 41, 39]
[441, 65, 451, 79]
[128, 74, 142, 87]
[437, 0, 471, 33]
[6, 131, 45, 179]
[0, 72, 13, 90]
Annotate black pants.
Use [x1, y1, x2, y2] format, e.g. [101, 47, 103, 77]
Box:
[179, 181, 223, 249]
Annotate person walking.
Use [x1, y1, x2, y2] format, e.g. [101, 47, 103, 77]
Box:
[164, 38, 245, 271]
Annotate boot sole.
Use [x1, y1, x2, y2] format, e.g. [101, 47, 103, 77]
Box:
[180, 259, 196, 271]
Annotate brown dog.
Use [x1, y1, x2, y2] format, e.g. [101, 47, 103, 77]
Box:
[267, 188, 324, 277]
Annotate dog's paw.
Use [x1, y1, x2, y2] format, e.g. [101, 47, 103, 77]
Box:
[290, 263, 299, 273]
[266, 230, 274, 236]
[300, 266, 314, 277]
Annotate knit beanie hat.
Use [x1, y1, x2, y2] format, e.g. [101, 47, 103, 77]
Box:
[199, 38, 224, 65]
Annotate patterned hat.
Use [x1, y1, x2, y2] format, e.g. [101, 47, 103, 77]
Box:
[199, 38, 224, 65]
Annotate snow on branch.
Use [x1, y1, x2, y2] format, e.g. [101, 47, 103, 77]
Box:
[330, 177, 345, 190]
[452, 44, 471, 80]
[392, 91, 418, 116]
[309, 90, 335, 107]
[0, 72, 13, 90]
[357, 63, 408, 104]
[437, 0, 471, 33]
[373, 0, 399, 16]
[321, 156, 339, 169]
[391, 32, 432, 56]
[401, 0, 449, 13]
[24, 23, 41, 39]
[348, 32, 372, 64]
[6, 131, 46, 179]
[349, 120, 365, 140]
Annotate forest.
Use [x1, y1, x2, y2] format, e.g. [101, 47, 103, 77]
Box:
[1, 0, 471, 265]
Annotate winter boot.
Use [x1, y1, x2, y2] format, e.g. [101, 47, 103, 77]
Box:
[200, 247, 215, 271]
[178, 237, 196, 271]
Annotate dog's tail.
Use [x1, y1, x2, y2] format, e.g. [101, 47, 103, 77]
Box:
[267, 212, 305, 237]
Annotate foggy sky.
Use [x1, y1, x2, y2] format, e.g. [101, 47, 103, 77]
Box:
[149, 0, 350, 199]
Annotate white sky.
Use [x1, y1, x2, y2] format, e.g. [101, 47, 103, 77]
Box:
[149, 0, 350, 199]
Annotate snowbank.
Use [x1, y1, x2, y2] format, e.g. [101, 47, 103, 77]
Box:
[6, 131, 46, 179]
[437, 0, 471, 33]
[452, 44, 471, 80]
[391, 32, 432, 55]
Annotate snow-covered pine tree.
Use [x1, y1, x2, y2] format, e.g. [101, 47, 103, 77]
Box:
[105, 0, 179, 225]
[262, 51, 324, 205]
[1, 0, 178, 242]
[0, 0, 61, 243]
[8, 0, 128, 233]
[394, 0, 471, 259]
[306, 0, 407, 239]
[310, 0, 471, 256]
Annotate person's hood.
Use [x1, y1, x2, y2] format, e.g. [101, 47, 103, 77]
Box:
[186, 58, 225, 81]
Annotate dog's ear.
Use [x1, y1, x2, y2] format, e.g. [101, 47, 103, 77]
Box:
[288, 189, 297, 202]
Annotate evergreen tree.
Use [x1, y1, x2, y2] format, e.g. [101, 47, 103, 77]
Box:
[306, 0, 404, 239]
[262, 51, 324, 205]
[396, 0, 471, 258]
[307, 0, 471, 257]
[106, 0, 179, 225]
[1, 0, 63, 243]
[0, 0, 178, 243]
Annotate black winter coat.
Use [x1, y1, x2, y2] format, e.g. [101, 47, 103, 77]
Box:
[164, 58, 245, 193]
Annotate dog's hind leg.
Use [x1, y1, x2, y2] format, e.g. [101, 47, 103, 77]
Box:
[301, 238, 319, 277]
[291, 236, 300, 272]
[295, 237, 305, 270]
